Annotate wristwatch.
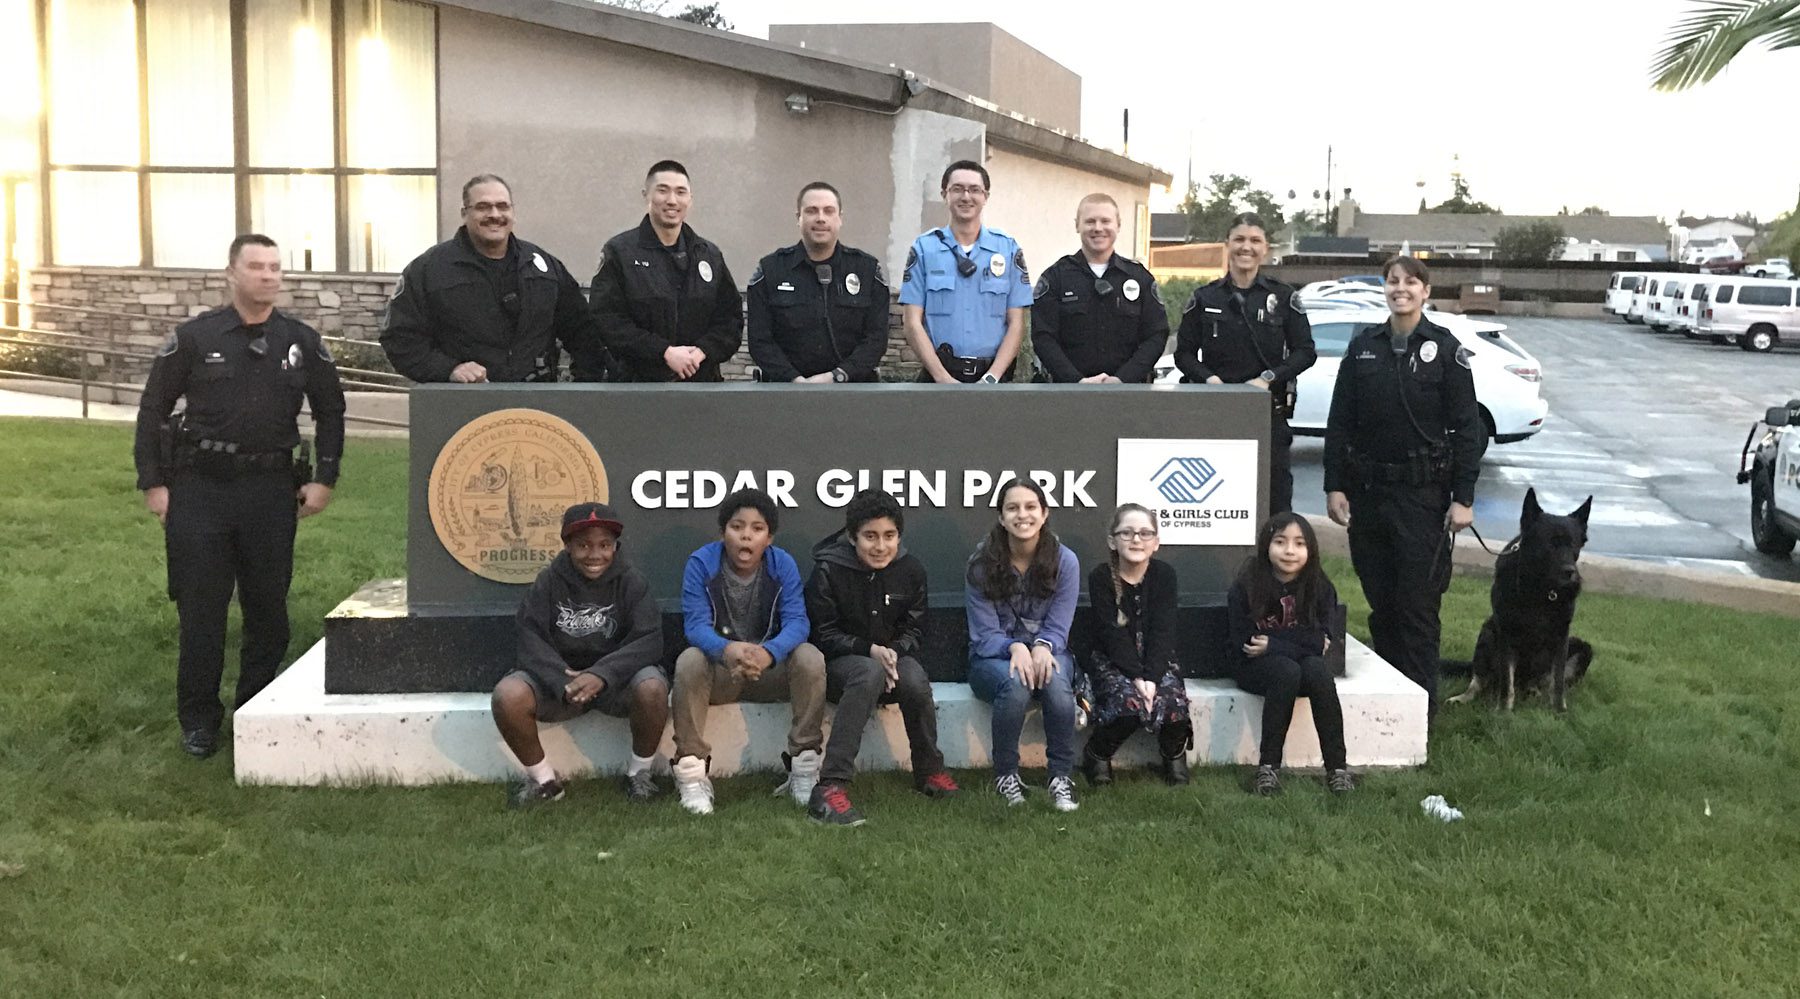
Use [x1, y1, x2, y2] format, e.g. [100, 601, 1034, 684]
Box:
[831, 367, 848, 383]
[1259, 369, 1276, 382]
[979, 372, 1000, 385]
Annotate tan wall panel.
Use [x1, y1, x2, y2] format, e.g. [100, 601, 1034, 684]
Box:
[437, 7, 897, 282]
[981, 145, 1152, 281]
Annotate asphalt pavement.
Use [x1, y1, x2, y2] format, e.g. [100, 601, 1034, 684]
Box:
[1291, 314, 1800, 582]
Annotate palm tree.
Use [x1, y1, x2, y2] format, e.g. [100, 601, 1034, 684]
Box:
[1651, 0, 1800, 90]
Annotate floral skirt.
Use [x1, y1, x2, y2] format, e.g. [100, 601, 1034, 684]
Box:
[1083, 663, 1190, 730]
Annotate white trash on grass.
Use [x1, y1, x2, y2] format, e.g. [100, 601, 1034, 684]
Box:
[1420, 794, 1464, 822]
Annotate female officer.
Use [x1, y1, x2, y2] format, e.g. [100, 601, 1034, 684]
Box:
[1322, 256, 1485, 724]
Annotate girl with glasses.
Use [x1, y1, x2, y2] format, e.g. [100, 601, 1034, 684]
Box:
[1080, 503, 1192, 786]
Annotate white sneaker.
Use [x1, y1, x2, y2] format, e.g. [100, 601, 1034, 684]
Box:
[775, 749, 822, 806]
[673, 756, 714, 815]
[1048, 775, 1080, 813]
[994, 772, 1027, 807]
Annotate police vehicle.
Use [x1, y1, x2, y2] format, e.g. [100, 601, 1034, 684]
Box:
[1737, 398, 1800, 556]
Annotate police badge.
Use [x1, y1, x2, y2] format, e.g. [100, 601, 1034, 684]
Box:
[844, 272, 861, 295]
[1419, 341, 1438, 363]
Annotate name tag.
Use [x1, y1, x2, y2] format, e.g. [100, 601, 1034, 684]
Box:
[776, 282, 795, 292]
[1204, 307, 1223, 315]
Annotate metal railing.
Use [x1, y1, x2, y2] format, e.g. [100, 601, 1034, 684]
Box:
[0, 298, 410, 428]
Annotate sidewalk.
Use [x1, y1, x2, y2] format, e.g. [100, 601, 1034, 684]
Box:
[0, 382, 408, 437]
[1305, 514, 1800, 620]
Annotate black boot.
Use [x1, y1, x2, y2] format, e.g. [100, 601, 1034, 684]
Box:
[1159, 754, 1190, 786]
[1081, 745, 1114, 786]
[1156, 723, 1191, 785]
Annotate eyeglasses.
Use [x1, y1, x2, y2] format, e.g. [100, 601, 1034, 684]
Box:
[945, 185, 988, 198]
[1112, 528, 1158, 541]
[463, 201, 513, 214]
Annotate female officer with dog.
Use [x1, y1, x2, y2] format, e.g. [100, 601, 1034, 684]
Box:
[1322, 255, 1485, 725]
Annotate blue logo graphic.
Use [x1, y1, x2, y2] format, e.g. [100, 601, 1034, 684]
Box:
[1152, 457, 1225, 505]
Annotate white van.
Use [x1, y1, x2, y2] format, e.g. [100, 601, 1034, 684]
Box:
[1673, 280, 1711, 336]
[1606, 272, 1649, 319]
[1698, 276, 1800, 353]
[1628, 275, 1662, 324]
[1647, 278, 1686, 331]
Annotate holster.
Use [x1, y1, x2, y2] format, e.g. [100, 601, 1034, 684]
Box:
[292, 440, 314, 495]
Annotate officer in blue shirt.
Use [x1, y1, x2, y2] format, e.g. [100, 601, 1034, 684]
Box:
[899, 160, 1034, 383]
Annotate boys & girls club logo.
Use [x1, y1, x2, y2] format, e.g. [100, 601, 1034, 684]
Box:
[1115, 439, 1259, 545]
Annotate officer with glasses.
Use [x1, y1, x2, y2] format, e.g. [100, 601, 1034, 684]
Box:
[380, 173, 606, 384]
[899, 160, 1033, 384]
[1175, 212, 1317, 515]
[1031, 193, 1168, 384]
[135, 234, 346, 759]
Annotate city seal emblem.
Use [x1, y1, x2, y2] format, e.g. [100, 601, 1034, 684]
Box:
[427, 408, 609, 584]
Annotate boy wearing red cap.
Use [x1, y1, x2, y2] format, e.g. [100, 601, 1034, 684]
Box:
[492, 502, 667, 808]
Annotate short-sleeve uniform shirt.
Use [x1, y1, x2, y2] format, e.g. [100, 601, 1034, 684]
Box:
[898, 225, 1033, 357]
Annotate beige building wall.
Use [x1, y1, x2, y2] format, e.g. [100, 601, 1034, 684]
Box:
[981, 145, 1152, 280]
[437, 6, 899, 282]
[769, 23, 1081, 134]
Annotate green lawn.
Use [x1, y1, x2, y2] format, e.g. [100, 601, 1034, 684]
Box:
[2, 416, 1797, 997]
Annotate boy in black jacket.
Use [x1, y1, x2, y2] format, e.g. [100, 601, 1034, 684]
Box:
[492, 503, 667, 809]
[803, 490, 960, 825]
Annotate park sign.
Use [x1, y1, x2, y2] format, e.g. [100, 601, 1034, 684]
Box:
[407, 384, 1271, 613]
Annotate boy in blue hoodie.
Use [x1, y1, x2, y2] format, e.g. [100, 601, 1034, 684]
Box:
[671, 488, 825, 815]
[493, 503, 667, 809]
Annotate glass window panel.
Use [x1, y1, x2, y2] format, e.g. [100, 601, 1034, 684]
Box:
[147, 0, 232, 166]
[345, 0, 436, 168]
[347, 174, 435, 273]
[51, 171, 138, 266]
[150, 173, 235, 268]
[47, 0, 139, 165]
[250, 173, 335, 272]
[246, 0, 333, 168]
[0, 0, 41, 174]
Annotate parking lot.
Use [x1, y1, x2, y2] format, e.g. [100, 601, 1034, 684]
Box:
[1291, 313, 1800, 582]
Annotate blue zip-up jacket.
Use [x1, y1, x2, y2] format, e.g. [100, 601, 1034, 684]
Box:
[964, 540, 1080, 659]
[681, 541, 810, 662]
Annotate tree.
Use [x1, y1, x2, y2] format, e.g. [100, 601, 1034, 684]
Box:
[1494, 220, 1567, 264]
[597, 0, 733, 29]
[1426, 174, 1499, 214]
[1651, 0, 1800, 90]
[673, 2, 732, 28]
[1179, 174, 1290, 241]
[1577, 205, 1611, 216]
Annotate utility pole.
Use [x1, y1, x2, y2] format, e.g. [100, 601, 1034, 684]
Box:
[1324, 145, 1334, 226]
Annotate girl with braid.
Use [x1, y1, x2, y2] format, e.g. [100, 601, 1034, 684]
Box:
[1080, 503, 1192, 786]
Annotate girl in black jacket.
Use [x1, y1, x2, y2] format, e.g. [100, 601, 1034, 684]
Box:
[1081, 503, 1192, 786]
[1228, 512, 1353, 796]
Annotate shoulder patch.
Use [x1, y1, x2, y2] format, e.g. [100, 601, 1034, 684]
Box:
[316, 338, 334, 363]
[1183, 288, 1203, 314]
[1290, 289, 1308, 315]
[748, 263, 764, 286]
[1150, 280, 1163, 306]
[156, 332, 181, 357]
[1033, 276, 1049, 301]
[903, 246, 918, 285]
[1013, 248, 1029, 285]
[871, 260, 887, 287]
[1455, 345, 1474, 369]
[389, 272, 405, 299]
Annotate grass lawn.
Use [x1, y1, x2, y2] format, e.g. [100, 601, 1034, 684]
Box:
[2, 416, 1798, 997]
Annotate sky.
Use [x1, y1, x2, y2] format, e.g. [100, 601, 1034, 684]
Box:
[715, 0, 1798, 223]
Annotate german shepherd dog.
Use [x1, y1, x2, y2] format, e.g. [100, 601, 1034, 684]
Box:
[1449, 488, 1596, 712]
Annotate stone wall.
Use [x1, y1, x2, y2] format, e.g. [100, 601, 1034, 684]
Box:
[18, 265, 928, 386]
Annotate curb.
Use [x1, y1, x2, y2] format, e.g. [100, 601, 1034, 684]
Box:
[1303, 514, 1800, 621]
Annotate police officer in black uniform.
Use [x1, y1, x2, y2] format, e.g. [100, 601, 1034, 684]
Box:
[1323, 255, 1485, 722]
[135, 234, 347, 758]
[380, 174, 606, 384]
[747, 182, 889, 383]
[1175, 212, 1316, 515]
[1031, 193, 1167, 384]
[591, 160, 743, 382]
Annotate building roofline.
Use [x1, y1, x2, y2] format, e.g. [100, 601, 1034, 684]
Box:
[436, 0, 1170, 188]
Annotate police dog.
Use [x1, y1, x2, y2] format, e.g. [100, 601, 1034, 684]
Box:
[1449, 488, 1595, 712]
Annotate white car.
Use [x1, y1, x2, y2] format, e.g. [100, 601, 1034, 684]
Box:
[1155, 304, 1549, 443]
[1748, 258, 1793, 281]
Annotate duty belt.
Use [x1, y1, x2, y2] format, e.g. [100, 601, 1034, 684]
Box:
[936, 343, 997, 382]
[1346, 446, 1449, 488]
[175, 440, 293, 477]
